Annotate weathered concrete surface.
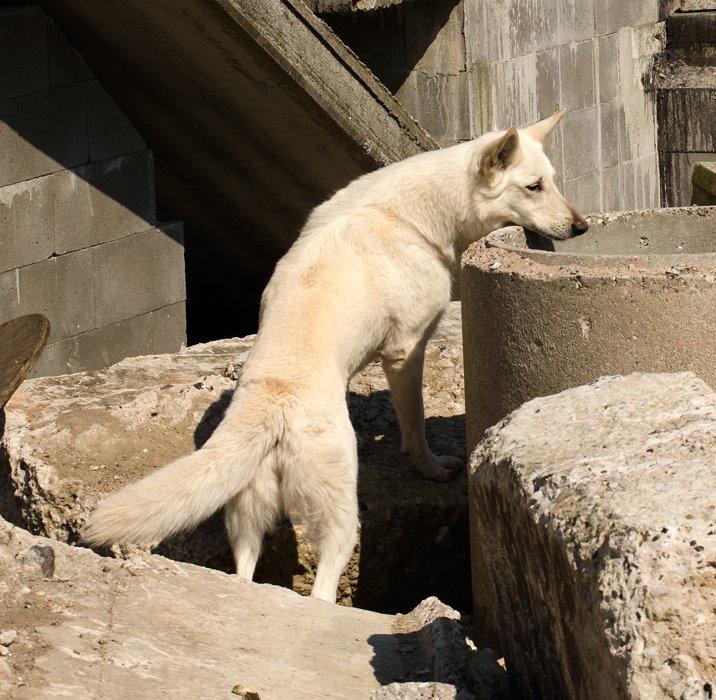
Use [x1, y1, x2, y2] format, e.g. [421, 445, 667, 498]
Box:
[469, 373, 716, 699]
[0, 7, 185, 373]
[0, 514, 489, 698]
[658, 10, 716, 206]
[40, 0, 437, 339]
[1, 303, 468, 614]
[310, 0, 416, 10]
[693, 161, 716, 204]
[325, 0, 665, 212]
[461, 207, 716, 451]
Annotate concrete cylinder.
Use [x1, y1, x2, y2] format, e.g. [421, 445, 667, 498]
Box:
[461, 206, 716, 453]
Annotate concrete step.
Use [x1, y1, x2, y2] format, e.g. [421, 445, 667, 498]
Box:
[692, 160, 716, 202]
[667, 10, 716, 65]
[0, 516, 500, 697]
[41, 0, 437, 292]
[655, 62, 716, 205]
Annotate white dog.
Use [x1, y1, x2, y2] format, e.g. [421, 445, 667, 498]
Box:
[83, 109, 587, 603]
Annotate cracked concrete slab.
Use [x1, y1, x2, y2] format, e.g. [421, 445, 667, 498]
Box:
[0, 515, 497, 698]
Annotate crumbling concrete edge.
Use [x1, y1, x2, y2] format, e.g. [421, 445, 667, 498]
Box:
[217, 0, 438, 164]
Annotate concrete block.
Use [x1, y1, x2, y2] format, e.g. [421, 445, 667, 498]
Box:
[657, 87, 715, 153]
[559, 40, 596, 111]
[466, 0, 560, 64]
[75, 302, 186, 372]
[615, 100, 634, 162]
[616, 22, 664, 95]
[0, 175, 54, 273]
[561, 105, 600, 179]
[404, 0, 465, 76]
[667, 10, 716, 65]
[469, 373, 715, 698]
[86, 80, 145, 162]
[621, 90, 657, 159]
[659, 151, 716, 207]
[507, 0, 559, 57]
[557, 0, 595, 44]
[595, 0, 660, 36]
[31, 302, 186, 377]
[30, 335, 79, 378]
[463, 0, 487, 64]
[92, 224, 185, 328]
[464, 0, 501, 64]
[0, 84, 89, 187]
[0, 268, 18, 325]
[564, 170, 602, 214]
[692, 160, 716, 202]
[619, 158, 637, 210]
[601, 163, 622, 211]
[53, 151, 156, 254]
[0, 249, 95, 342]
[0, 7, 49, 100]
[48, 18, 93, 86]
[397, 72, 470, 146]
[599, 99, 621, 169]
[466, 61, 497, 135]
[542, 123, 564, 178]
[596, 32, 619, 103]
[493, 54, 539, 129]
[0, 516, 490, 696]
[535, 47, 561, 119]
[634, 152, 660, 209]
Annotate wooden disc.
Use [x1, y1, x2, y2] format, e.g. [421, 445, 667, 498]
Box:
[0, 314, 50, 410]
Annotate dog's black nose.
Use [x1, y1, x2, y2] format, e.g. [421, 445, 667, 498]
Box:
[572, 219, 589, 236]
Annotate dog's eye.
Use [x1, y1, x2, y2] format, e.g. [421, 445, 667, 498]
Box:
[526, 181, 542, 191]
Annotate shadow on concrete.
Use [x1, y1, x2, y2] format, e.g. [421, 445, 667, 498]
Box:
[154, 385, 471, 615]
[368, 622, 453, 685]
[0, 409, 26, 527]
[367, 617, 510, 692]
[322, 0, 461, 93]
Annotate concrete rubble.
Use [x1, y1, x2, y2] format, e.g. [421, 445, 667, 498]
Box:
[469, 372, 715, 699]
[0, 514, 502, 698]
[1, 303, 469, 613]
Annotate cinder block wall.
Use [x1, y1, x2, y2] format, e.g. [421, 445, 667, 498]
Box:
[0, 6, 186, 377]
[656, 10, 716, 206]
[326, 0, 665, 215]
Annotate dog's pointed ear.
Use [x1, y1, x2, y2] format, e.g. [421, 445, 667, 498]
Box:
[479, 127, 521, 179]
[524, 108, 567, 143]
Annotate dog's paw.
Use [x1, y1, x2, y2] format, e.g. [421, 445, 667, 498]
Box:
[419, 455, 465, 482]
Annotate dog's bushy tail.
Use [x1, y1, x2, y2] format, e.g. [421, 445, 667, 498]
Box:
[81, 404, 277, 548]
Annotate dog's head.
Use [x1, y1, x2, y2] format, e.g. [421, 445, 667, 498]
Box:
[471, 109, 588, 240]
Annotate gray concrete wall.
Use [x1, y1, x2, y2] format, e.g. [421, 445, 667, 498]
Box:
[41, 0, 436, 343]
[325, 0, 666, 214]
[0, 6, 186, 377]
[656, 10, 716, 206]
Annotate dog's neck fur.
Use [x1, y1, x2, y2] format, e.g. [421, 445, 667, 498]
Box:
[306, 136, 499, 269]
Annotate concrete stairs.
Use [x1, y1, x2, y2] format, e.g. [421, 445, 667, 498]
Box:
[38, 0, 437, 340]
[657, 8, 716, 205]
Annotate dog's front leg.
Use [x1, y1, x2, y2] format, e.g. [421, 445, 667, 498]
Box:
[382, 346, 464, 482]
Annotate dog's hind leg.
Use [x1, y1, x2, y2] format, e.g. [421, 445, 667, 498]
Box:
[310, 478, 358, 602]
[283, 414, 359, 603]
[382, 341, 464, 482]
[224, 464, 281, 580]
